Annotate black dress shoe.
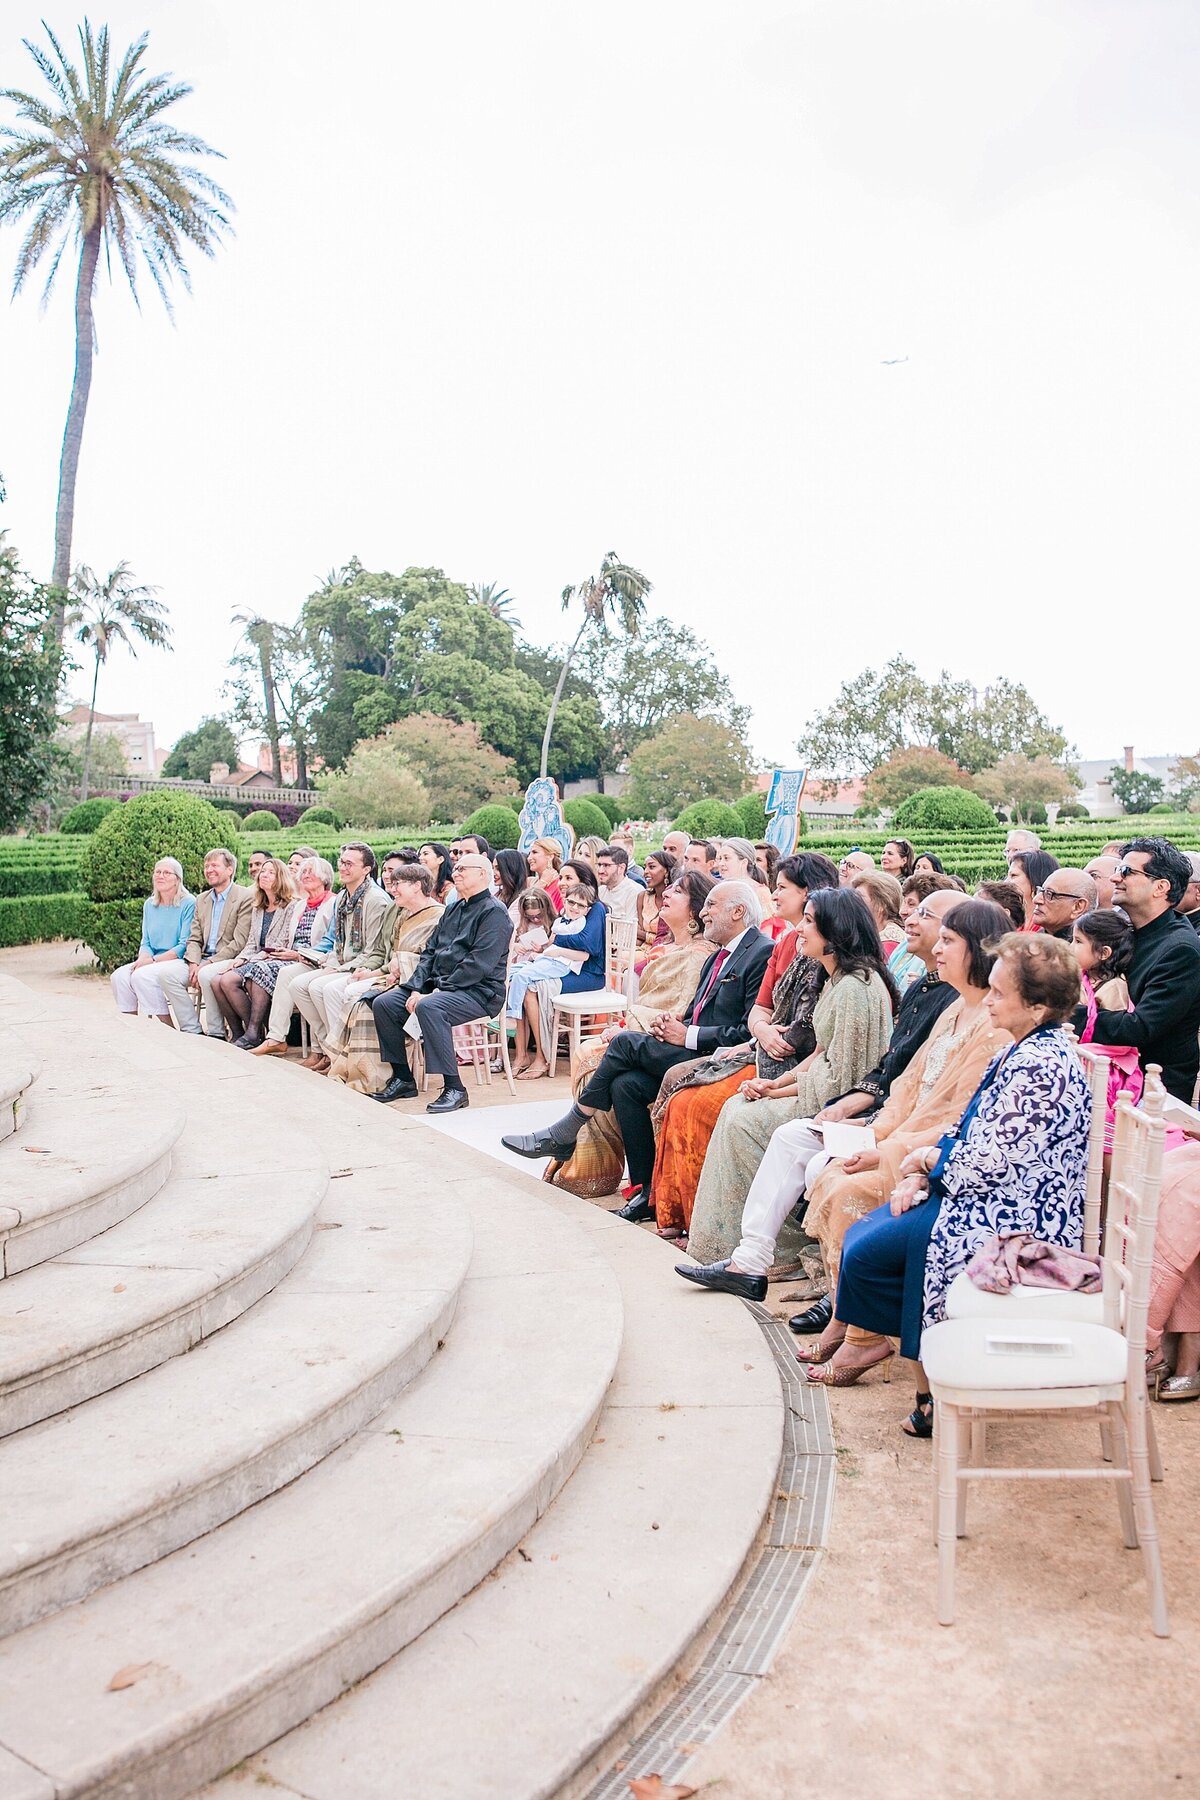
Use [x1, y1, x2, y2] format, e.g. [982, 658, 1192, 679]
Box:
[613, 1191, 655, 1223]
[788, 1293, 833, 1335]
[373, 1074, 419, 1103]
[674, 1259, 768, 1302]
[502, 1127, 563, 1158]
[427, 1086, 469, 1114]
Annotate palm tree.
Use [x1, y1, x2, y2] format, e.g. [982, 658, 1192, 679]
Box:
[67, 561, 171, 800]
[0, 21, 232, 634]
[468, 581, 522, 630]
[232, 612, 283, 785]
[540, 552, 651, 778]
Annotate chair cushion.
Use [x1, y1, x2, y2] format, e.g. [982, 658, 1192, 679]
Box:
[553, 992, 628, 1014]
[943, 1269, 1105, 1325]
[921, 1315, 1128, 1392]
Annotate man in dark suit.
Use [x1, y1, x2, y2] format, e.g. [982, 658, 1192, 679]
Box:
[503, 881, 772, 1215]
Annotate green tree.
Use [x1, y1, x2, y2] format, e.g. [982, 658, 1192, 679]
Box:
[893, 785, 996, 834]
[316, 737, 431, 829]
[0, 540, 65, 832]
[231, 612, 284, 784]
[162, 716, 239, 781]
[227, 618, 319, 786]
[542, 552, 651, 777]
[973, 753, 1078, 820]
[579, 616, 750, 768]
[863, 746, 971, 811]
[468, 581, 521, 629]
[799, 657, 1073, 785]
[625, 713, 756, 819]
[1109, 766, 1166, 815]
[381, 713, 516, 819]
[66, 561, 170, 801]
[0, 22, 232, 627]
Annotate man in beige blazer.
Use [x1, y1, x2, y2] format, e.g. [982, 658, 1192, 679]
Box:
[157, 847, 253, 1035]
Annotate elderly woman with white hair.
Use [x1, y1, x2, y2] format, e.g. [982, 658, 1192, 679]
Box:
[503, 878, 774, 1207]
[110, 857, 196, 1024]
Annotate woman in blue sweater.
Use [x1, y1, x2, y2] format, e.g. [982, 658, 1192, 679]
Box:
[110, 857, 196, 1024]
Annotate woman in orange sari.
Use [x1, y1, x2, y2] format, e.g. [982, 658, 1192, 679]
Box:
[652, 853, 840, 1241]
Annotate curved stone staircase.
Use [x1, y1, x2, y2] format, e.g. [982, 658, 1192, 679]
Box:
[0, 970, 789, 1800]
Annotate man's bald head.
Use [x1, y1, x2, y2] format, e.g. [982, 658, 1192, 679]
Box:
[1031, 867, 1097, 936]
[903, 884, 963, 967]
[1084, 855, 1121, 909]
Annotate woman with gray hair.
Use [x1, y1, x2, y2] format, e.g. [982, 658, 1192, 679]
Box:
[110, 857, 196, 1023]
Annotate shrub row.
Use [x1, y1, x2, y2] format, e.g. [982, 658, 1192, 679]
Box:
[0, 862, 86, 898]
[0, 893, 87, 948]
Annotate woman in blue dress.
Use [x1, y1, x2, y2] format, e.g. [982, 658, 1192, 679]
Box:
[510, 860, 608, 1080]
[804, 932, 1091, 1434]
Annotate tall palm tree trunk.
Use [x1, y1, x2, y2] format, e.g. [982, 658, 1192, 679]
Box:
[52, 226, 101, 637]
[80, 647, 101, 803]
[258, 643, 283, 784]
[540, 617, 589, 779]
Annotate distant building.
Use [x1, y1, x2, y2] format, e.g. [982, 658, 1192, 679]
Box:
[1075, 746, 1178, 815]
[60, 707, 156, 773]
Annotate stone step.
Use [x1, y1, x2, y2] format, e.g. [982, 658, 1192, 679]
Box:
[0, 1047, 38, 1145]
[0, 1168, 622, 1800]
[198, 1194, 786, 1800]
[0, 1164, 472, 1633]
[0, 1112, 328, 1436]
[0, 1089, 184, 1277]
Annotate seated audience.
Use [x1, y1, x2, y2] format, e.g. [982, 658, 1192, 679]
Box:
[156, 847, 251, 1036]
[850, 869, 905, 959]
[419, 842, 455, 904]
[887, 870, 959, 991]
[839, 850, 876, 882]
[1089, 838, 1200, 1102]
[1007, 849, 1060, 926]
[370, 852, 513, 1113]
[716, 837, 769, 888]
[246, 850, 268, 886]
[285, 843, 391, 1071]
[676, 890, 973, 1296]
[975, 879, 1027, 934]
[596, 843, 642, 926]
[662, 828, 691, 867]
[809, 932, 1089, 1433]
[235, 855, 337, 1053]
[1176, 853, 1200, 932]
[682, 887, 898, 1271]
[326, 862, 445, 1089]
[210, 857, 299, 1042]
[755, 842, 781, 887]
[502, 880, 772, 1201]
[508, 880, 607, 1080]
[111, 857, 196, 1023]
[1084, 853, 1121, 910]
[545, 870, 717, 1199]
[1028, 868, 1097, 938]
[650, 852, 840, 1235]
[1005, 827, 1042, 858]
[637, 849, 676, 948]
[574, 834, 609, 874]
[527, 837, 565, 912]
[881, 838, 917, 881]
[287, 846, 321, 878]
[1071, 906, 1140, 1148]
[494, 847, 533, 922]
[913, 851, 945, 875]
[1146, 1141, 1200, 1401]
[610, 826, 647, 885]
[685, 838, 718, 874]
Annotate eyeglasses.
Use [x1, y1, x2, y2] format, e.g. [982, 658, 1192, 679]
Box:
[1115, 861, 1149, 879]
[1034, 885, 1078, 901]
[914, 904, 941, 920]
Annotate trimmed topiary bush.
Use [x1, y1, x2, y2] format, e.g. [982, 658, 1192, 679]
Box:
[298, 805, 340, 828]
[241, 809, 282, 832]
[893, 786, 996, 834]
[459, 803, 522, 850]
[734, 792, 769, 840]
[84, 791, 237, 902]
[78, 898, 145, 970]
[672, 799, 744, 839]
[61, 797, 120, 835]
[588, 793, 625, 827]
[1055, 802, 1089, 820]
[562, 798, 613, 842]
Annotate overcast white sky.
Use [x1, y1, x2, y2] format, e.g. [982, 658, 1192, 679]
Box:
[2, 0, 1197, 770]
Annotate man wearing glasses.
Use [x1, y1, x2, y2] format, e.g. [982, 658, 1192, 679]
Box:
[1030, 869, 1097, 940]
[1090, 838, 1200, 1101]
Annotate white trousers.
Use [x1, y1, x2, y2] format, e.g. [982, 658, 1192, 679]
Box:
[265, 962, 311, 1043]
[156, 957, 233, 1034]
[731, 1119, 833, 1277]
[111, 960, 172, 1017]
[291, 967, 362, 1052]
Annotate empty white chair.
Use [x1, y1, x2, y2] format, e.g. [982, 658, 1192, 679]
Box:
[921, 1085, 1170, 1636]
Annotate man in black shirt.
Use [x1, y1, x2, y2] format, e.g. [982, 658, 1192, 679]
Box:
[371, 854, 512, 1113]
[1176, 853, 1200, 934]
[1091, 838, 1200, 1103]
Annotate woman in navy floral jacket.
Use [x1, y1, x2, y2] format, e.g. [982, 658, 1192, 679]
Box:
[803, 933, 1091, 1427]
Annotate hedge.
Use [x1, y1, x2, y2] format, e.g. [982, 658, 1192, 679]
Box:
[61, 798, 119, 835]
[241, 809, 282, 832]
[561, 798, 612, 842]
[0, 893, 87, 948]
[893, 786, 997, 833]
[83, 792, 239, 904]
[734, 792, 769, 840]
[587, 793, 625, 827]
[298, 806, 340, 828]
[672, 799, 744, 839]
[459, 804, 522, 850]
[0, 862, 84, 898]
[78, 899, 145, 972]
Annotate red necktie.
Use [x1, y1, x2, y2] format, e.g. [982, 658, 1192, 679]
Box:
[691, 947, 729, 1024]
